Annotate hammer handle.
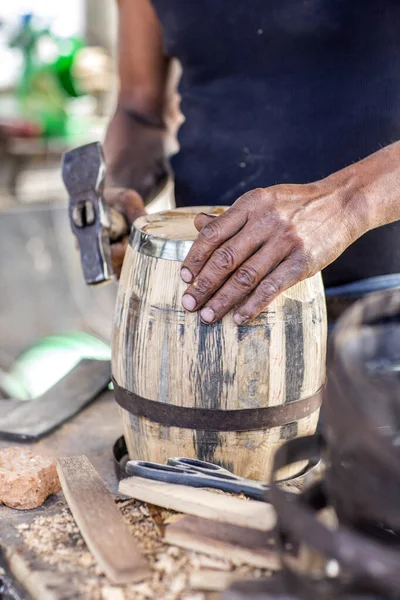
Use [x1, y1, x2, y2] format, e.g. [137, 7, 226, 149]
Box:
[109, 207, 130, 242]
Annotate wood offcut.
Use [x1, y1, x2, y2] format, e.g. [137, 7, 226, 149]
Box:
[119, 476, 276, 531]
[57, 456, 150, 584]
[165, 515, 280, 570]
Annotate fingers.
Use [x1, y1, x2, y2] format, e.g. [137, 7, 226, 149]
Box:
[180, 207, 247, 284]
[180, 213, 217, 283]
[100, 187, 144, 279]
[111, 237, 129, 279]
[181, 231, 264, 313]
[104, 187, 145, 225]
[233, 252, 310, 325]
[193, 212, 217, 232]
[196, 240, 293, 323]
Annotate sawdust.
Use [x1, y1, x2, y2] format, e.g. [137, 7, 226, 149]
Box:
[17, 498, 272, 600]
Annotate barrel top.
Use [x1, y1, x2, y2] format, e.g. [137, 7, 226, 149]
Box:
[130, 207, 227, 261]
[140, 211, 199, 240]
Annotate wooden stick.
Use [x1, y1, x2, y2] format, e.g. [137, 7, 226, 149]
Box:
[189, 569, 237, 592]
[165, 516, 280, 570]
[57, 456, 150, 584]
[119, 477, 276, 531]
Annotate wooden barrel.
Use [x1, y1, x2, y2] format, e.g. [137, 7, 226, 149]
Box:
[112, 207, 327, 481]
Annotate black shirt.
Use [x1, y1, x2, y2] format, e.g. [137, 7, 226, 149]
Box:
[151, 0, 400, 286]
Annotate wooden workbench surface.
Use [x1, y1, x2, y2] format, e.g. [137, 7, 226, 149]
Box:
[0, 392, 270, 600]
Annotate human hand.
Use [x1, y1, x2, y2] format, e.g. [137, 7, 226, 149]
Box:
[180, 177, 367, 324]
[104, 187, 145, 278]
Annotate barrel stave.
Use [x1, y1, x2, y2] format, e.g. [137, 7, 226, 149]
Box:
[112, 211, 327, 480]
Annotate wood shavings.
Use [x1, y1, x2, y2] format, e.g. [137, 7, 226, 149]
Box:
[14, 497, 271, 599]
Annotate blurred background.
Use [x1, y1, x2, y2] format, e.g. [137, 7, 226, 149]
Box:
[0, 1, 157, 400]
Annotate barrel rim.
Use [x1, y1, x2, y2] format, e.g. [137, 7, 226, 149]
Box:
[129, 206, 227, 261]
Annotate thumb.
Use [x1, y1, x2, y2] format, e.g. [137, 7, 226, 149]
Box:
[194, 212, 217, 232]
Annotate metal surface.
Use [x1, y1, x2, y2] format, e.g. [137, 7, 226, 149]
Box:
[112, 378, 323, 432]
[272, 437, 400, 597]
[62, 142, 128, 285]
[130, 222, 194, 261]
[126, 457, 270, 501]
[125, 455, 320, 502]
[242, 290, 400, 600]
[0, 359, 111, 441]
[130, 207, 227, 261]
[324, 290, 400, 532]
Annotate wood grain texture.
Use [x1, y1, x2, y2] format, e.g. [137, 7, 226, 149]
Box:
[57, 456, 150, 584]
[165, 516, 279, 570]
[189, 570, 240, 592]
[112, 209, 327, 480]
[119, 476, 276, 531]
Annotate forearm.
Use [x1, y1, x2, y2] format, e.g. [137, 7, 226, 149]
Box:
[179, 139, 400, 324]
[103, 104, 169, 203]
[328, 140, 400, 238]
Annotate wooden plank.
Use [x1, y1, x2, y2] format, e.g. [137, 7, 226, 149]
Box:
[119, 477, 276, 531]
[189, 570, 238, 592]
[57, 456, 150, 584]
[165, 516, 280, 570]
[0, 360, 111, 441]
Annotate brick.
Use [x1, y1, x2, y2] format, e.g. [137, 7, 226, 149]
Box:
[0, 447, 60, 510]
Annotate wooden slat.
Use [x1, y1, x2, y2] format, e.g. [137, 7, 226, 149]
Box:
[57, 456, 150, 584]
[164, 515, 279, 570]
[119, 476, 276, 531]
[189, 570, 239, 592]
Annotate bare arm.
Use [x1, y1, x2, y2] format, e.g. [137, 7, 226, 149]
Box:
[103, 0, 175, 274]
[180, 141, 400, 324]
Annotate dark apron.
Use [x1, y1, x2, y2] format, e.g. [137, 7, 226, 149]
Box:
[151, 0, 400, 292]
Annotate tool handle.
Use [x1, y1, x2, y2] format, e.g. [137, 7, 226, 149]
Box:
[125, 460, 269, 501]
[109, 207, 130, 242]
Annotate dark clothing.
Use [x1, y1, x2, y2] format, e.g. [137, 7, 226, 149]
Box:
[151, 0, 400, 286]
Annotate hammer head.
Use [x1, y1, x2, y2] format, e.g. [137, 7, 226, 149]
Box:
[62, 142, 114, 285]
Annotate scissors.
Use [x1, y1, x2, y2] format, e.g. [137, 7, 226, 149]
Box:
[125, 456, 319, 502]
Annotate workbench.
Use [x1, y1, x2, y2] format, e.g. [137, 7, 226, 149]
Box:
[0, 391, 267, 600]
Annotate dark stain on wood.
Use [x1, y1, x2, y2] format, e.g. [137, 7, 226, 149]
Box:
[279, 421, 298, 440]
[237, 325, 250, 343]
[126, 293, 140, 389]
[194, 429, 220, 464]
[194, 321, 224, 410]
[193, 430, 235, 472]
[284, 298, 305, 403]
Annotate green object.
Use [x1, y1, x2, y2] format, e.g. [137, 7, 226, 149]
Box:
[4, 332, 111, 400]
[9, 14, 85, 138]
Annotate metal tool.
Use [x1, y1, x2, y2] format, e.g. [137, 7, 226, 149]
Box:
[62, 142, 129, 285]
[125, 456, 319, 502]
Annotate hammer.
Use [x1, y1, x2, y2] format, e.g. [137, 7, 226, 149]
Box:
[62, 142, 130, 285]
